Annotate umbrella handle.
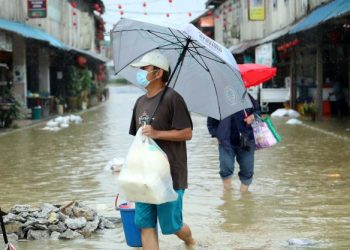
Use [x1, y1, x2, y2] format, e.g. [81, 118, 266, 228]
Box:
[0, 208, 8, 245]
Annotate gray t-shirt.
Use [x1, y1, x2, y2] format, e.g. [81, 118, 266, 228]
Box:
[129, 87, 192, 189]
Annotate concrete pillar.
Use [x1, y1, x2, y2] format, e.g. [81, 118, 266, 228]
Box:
[38, 48, 50, 94]
[315, 39, 323, 121]
[12, 34, 27, 105]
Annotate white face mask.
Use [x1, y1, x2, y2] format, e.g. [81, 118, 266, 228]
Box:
[136, 69, 158, 88]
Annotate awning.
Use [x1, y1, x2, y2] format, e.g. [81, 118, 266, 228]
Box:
[290, 0, 350, 34]
[68, 46, 109, 63]
[255, 25, 292, 45]
[0, 18, 109, 63]
[230, 40, 258, 54]
[230, 25, 292, 54]
[0, 18, 67, 50]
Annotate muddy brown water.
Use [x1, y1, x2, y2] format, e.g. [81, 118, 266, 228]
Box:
[0, 85, 349, 249]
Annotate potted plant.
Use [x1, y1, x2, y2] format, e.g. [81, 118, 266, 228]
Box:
[302, 102, 316, 121]
[0, 90, 25, 128]
[88, 82, 98, 107]
[55, 96, 65, 115]
[80, 68, 92, 110]
[67, 66, 82, 111]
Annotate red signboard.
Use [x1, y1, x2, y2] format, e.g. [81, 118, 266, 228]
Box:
[27, 0, 47, 18]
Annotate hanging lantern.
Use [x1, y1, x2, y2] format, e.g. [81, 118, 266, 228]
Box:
[77, 56, 87, 66]
[93, 3, 100, 10]
[143, 2, 147, 7]
[188, 12, 192, 17]
[168, 0, 173, 3]
[72, 11, 77, 16]
[118, 4, 122, 9]
[228, 7, 233, 12]
[166, 13, 170, 17]
[73, 22, 77, 26]
[71, 1, 78, 8]
[120, 10, 124, 15]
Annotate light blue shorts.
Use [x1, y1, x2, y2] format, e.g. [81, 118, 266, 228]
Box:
[135, 189, 184, 235]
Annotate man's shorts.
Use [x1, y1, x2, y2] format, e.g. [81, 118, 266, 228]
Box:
[134, 189, 184, 235]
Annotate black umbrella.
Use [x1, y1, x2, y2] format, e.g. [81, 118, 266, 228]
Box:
[0, 208, 16, 250]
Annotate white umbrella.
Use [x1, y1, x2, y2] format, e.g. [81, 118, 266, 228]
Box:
[111, 18, 252, 120]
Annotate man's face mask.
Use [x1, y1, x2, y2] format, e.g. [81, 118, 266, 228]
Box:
[136, 69, 158, 88]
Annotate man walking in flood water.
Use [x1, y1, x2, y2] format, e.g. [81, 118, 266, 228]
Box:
[207, 94, 260, 192]
[129, 51, 196, 249]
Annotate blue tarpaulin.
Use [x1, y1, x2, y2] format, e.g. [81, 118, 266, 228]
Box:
[0, 18, 67, 49]
[290, 0, 350, 34]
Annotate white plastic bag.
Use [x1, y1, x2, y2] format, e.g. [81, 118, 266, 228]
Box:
[118, 128, 178, 204]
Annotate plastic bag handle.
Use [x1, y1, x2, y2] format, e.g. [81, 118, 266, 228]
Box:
[115, 194, 120, 211]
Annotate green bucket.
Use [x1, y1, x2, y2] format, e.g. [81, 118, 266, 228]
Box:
[32, 106, 42, 120]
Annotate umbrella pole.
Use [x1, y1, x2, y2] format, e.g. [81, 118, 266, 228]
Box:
[149, 39, 191, 124]
[166, 38, 191, 86]
[0, 208, 9, 247]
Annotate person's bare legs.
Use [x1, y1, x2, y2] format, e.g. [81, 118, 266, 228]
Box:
[240, 183, 249, 192]
[222, 177, 233, 190]
[141, 228, 159, 250]
[175, 223, 196, 246]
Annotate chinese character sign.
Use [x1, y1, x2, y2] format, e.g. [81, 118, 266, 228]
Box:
[27, 0, 47, 18]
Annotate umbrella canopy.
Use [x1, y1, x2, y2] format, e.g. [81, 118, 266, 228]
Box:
[111, 18, 252, 120]
[238, 63, 277, 88]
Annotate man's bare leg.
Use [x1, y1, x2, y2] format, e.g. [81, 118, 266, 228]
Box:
[223, 178, 233, 190]
[175, 223, 196, 246]
[141, 228, 159, 250]
[240, 183, 249, 192]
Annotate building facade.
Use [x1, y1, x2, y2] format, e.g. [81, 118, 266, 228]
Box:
[0, 0, 108, 125]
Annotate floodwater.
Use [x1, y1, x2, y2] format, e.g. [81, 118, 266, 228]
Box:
[1, 85, 350, 250]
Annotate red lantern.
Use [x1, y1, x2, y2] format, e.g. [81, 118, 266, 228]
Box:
[166, 13, 170, 17]
[228, 7, 233, 12]
[143, 2, 147, 7]
[168, 0, 173, 3]
[73, 22, 77, 26]
[120, 10, 124, 15]
[118, 4, 122, 9]
[72, 11, 77, 16]
[188, 12, 192, 17]
[71, 1, 78, 8]
[77, 56, 87, 66]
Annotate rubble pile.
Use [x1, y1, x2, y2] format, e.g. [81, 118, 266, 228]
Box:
[0, 201, 119, 241]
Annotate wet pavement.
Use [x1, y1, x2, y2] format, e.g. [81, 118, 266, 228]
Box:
[0, 85, 350, 249]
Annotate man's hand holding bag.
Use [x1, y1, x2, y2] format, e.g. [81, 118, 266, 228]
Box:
[117, 128, 178, 204]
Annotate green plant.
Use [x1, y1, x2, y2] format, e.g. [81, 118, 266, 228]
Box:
[80, 68, 92, 92]
[55, 95, 65, 105]
[302, 102, 316, 115]
[0, 90, 25, 128]
[67, 66, 82, 97]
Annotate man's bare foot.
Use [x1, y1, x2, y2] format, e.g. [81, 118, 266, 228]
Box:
[240, 184, 249, 192]
[185, 239, 197, 249]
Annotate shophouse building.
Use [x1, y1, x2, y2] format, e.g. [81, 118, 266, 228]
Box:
[205, 0, 350, 118]
[0, 0, 108, 124]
